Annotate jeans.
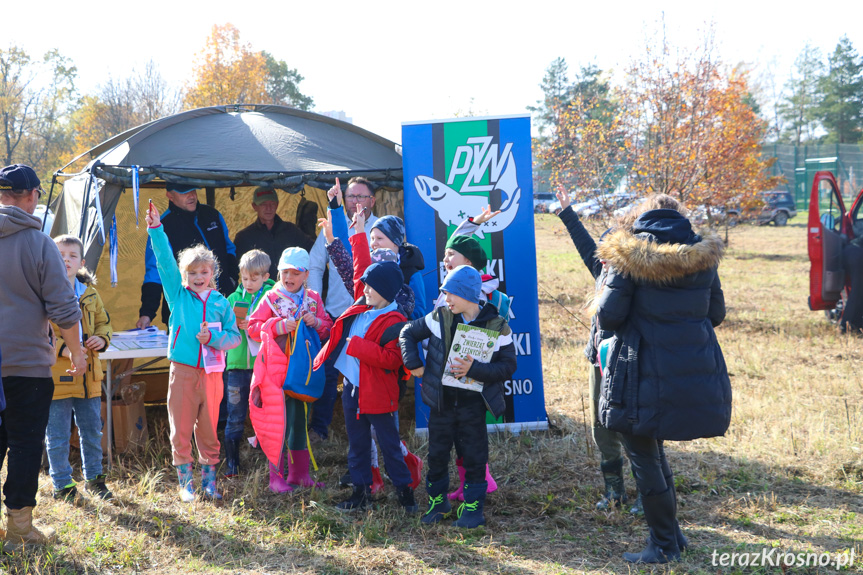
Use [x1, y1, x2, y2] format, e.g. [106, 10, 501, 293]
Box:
[224, 369, 252, 442]
[0, 376, 54, 509]
[342, 381, 411, 488]
[308, 354, 339, 439]
[45, 397, 104, 490]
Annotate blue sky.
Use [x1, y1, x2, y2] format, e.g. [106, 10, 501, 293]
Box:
[9, 0, 863, 143]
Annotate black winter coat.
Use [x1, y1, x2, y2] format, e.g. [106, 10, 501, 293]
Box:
[399, 303, 517, 418]
[595, 209, 731, 441]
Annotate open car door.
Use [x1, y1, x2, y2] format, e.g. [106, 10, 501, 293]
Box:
[808, 172, 847, 310]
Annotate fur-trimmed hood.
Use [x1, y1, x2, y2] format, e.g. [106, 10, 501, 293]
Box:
[597, 224, 724, 285]
[75, 268, 97, 286]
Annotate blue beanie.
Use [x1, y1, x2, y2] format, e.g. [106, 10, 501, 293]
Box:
[440, 265, 482, 304]
[371, 215, 405, 246]
[361, 261, 403, 303]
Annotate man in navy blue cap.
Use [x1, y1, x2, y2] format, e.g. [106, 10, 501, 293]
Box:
[0, 163, 86, 544]
[137, 183, 239, 328]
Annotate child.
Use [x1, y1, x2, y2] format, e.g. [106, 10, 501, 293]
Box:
[223, 249, 275, 477]
[400, 266, 517, 528]
[314, 261, 417, 512]
[145, 201, 240, 502]
[436, 207, 508, 501]
[45, 235, 113, 501]
[247, 247, 332, 493]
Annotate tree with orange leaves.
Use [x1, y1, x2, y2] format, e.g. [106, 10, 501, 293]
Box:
[621, 28, 780, 223]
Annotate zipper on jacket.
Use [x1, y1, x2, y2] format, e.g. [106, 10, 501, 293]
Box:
[172, 326, 182, 350]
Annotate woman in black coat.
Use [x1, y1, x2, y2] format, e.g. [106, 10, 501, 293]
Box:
[594, 196, 731, 563]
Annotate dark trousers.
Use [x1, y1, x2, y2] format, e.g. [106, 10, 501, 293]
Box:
[0, 376, 54, 509]
[308, 354, 339, 439]
[427, 388, 488, 485]
[342, 381, 411, 488]
[619, 433, 673, 497]
[843, 243, 863, 330]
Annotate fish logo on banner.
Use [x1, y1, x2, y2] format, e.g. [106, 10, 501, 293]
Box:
[413, 136, 521, 238]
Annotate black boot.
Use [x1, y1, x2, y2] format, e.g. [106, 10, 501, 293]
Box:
[336, 484, 371, 511]
[665, 473, 688, 551]
[453, 481, 487, 528]
[622, 488, 681, 564]
[224, 439, 240, 477]
[596, 458, 626, 509]
[422, 476, 452, 524]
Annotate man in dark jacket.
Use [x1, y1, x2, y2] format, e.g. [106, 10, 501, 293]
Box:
[0, 163, 86, 545]
[233, 187, 314, 279]
[136, 183, 238, 328]
[595, 202, 730, 564]
[400, 265, 517, 529]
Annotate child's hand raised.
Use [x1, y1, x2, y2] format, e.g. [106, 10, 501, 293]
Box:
[145, 199, 160, 228]
[317, 209, 334, 244]
[473, 205, 501, 225]
[555, 185, 572, 210]
[327, 177, 343, 206]
[196, 321, 211, 344]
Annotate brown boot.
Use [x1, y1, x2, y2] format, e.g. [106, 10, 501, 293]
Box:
[5, 507, 56, 545]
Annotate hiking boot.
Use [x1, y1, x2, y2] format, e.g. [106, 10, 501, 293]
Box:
[4, 507, 56, 546]
[453, 482, 487, 528]
[396, 485, 418, 513]
[53, 483, 78, 503]
[336, 484, 371, 511]
[596, 458, 626, 510]
[84, 475, 113, 500]
[422, 477, 452, 525]
[339, 470, 353, 488]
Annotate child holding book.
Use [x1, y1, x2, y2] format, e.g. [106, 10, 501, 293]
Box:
[223, 249, 275, 477]
[399, 265, 517, 528]
[247, 247, 332, 493]
[145, 201, 240, 502]
[45, 235, 113, 501]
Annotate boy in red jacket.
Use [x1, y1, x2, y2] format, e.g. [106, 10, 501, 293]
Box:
[314, 261, 416, 512]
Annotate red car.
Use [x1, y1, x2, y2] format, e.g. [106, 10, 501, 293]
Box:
[807, 171, 863, 312]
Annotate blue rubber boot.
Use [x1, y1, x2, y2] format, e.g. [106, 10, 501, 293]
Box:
[176, 463, 195, 503]
[421, 477, 452, 525]
[453, 481, 487, 528]
[201, 464, 222, 500]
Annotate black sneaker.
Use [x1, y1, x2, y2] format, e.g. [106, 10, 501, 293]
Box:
[339, 470, 353, 488]
[84, 475, 113, 500]
[53, 483, 78, 502]
[336, 485, 371, 511]
[397, 485, 418, 513]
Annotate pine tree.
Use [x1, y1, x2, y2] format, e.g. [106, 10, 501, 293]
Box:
[817, 36, 863, 144]
[776, 43, 824, 145]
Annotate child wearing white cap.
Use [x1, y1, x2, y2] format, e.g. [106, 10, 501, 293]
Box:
[247, 247, 333, 492]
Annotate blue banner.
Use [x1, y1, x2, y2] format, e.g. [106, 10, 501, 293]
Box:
[402, 115, 547, 433]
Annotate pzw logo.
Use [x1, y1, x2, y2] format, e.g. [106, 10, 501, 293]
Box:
[414, 136, 521, 238]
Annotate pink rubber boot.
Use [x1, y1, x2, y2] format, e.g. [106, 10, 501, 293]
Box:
[485, 464, 498, 494]
[285, 450, 324, 489]
[402, 441, 423, 490]
[448, 458, 466, 501]
[269, 455, 293, 494]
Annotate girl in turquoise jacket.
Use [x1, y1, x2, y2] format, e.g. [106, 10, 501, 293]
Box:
[146, 201, 240, 502]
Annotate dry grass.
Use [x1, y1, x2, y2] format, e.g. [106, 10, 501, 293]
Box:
[2, 215, 862, 574]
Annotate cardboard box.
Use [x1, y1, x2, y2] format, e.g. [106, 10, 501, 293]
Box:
[71, 398, 149, 454]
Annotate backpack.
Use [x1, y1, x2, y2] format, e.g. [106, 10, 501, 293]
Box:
[282, 320, 325, 402]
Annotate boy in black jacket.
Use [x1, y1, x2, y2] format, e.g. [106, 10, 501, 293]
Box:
[399, 266, 517, 528]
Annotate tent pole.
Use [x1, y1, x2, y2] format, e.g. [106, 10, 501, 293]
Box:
[78, 172, 93, 240]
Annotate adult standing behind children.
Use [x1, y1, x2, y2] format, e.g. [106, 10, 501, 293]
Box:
[137, 183, 239, 329]
[594, 197, 731, 563]
[45, 235, 113, 503]
[0, 163, 86, 546]
[233, 187, 315, 279]
[306, 177, 379, 443]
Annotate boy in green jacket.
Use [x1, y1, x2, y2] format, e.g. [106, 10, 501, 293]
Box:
[224, 249, 275, 476]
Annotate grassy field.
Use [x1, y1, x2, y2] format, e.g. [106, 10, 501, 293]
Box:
[2, 214, 862, 574]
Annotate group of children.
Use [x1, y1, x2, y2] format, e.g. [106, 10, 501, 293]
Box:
[47, 195, 516, 529]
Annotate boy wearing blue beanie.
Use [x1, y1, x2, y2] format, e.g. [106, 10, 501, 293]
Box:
[399, 265, 517, 528]
[314, 261, 417, 512]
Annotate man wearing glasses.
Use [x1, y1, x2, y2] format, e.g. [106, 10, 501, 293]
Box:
[307, 177, 379, 443]
[0, 163, 86, 545]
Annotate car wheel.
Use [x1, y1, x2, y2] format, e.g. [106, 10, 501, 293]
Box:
[774, 212, 788, 226]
